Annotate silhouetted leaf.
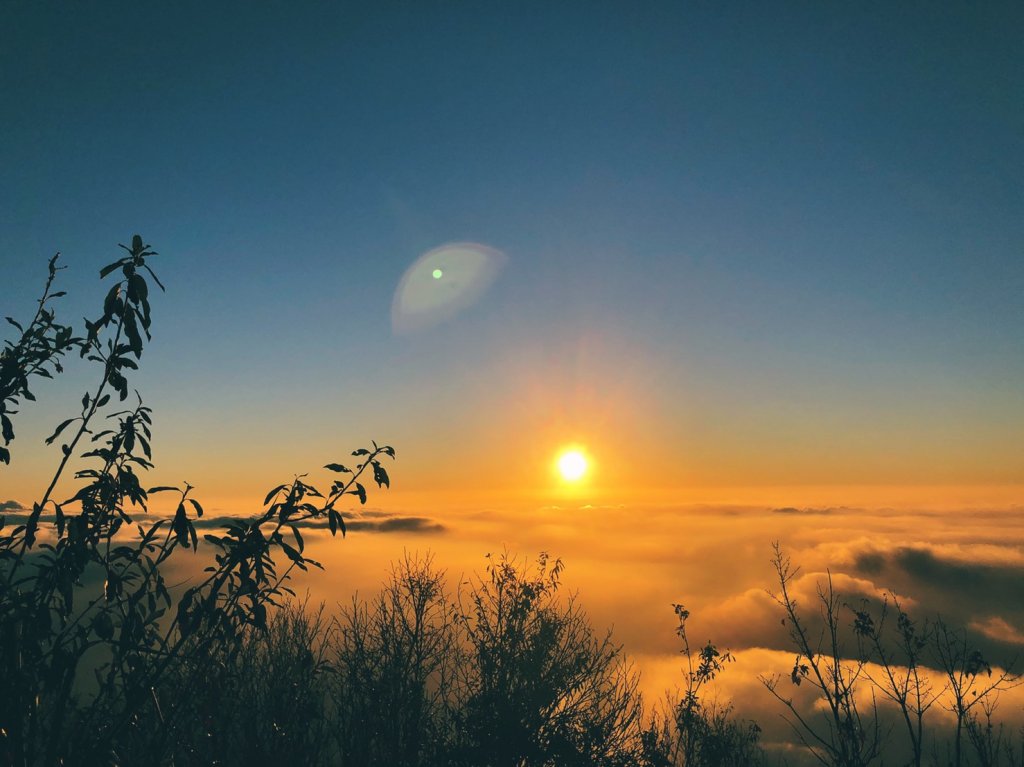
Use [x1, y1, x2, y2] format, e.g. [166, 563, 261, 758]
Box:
[45, 418, 76, 445]
[324, 463, 351, 473]
[94, 612, 114, 640]
[142, 264, 165, 291]
[177, 589, 195, 637]
[352, 483, 366, 505]
[103, 284, 121, 317]
[173, 503, 188, 547]
[372, 461, 390, 488]
[280, 541, 304, 568]
[99, 261, 122, 279]
[123, 309, 142, 357]
[128, 273, 148, 303]
[107, 370, 127, 400]
[290, 524, 304, 552]
[263, 484, 288, 505]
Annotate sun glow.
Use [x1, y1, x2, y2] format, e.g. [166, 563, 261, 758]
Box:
[556, 449, 588, 482]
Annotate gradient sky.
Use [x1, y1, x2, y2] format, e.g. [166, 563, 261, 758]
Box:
[3, 2, 1022, 511]
[4, 8, 1024, 761]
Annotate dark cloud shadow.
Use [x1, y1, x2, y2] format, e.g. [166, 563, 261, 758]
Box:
[849, 544, 1024, 657]
[186, 511, 446, 535]
[771, 506, 854, 515]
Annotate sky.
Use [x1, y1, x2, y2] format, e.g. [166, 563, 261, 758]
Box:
[3, 1, 1022, 513]
[3, 3, 1023, 761]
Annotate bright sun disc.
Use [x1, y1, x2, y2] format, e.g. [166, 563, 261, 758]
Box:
[557, 450, 588, 482]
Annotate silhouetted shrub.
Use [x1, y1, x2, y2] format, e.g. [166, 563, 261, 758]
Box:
[331, 553, 460, 766]
[451, 552, 645, 767]
[144, 600, 335, 765]
[643, 604, 765, 767]
[330, 552, 647, 767]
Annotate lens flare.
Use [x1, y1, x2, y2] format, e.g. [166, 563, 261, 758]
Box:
[392, 242, 506, 334]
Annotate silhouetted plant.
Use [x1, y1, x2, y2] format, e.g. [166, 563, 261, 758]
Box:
[851, 603, 1022, 767]
[451, 552, 645, 767]
[761, 546, 1024, 767]
[851, 593, 938, 767]
[135, 599, 336, 765]
[760, 544, 883, 767]
[0, 238, 393, 765]
[329, 551, 648, 767]
[1, 235, 172, 764]
[0, 253, 78, 466]
[964, 698, 1015, 767]
[644, 604, 764, 766]
[331, 552, 461, 766]
[932, 617, 1020, 767]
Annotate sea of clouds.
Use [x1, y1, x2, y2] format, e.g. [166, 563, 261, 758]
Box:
[6, 496, 1022, 763]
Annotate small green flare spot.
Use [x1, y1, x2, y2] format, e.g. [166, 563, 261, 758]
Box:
[432, 268, 443, 280]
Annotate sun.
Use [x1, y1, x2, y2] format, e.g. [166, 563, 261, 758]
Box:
[556, 449, 588, 482]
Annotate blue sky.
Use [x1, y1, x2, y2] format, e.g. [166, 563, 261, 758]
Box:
[3, 2, 1022, 505]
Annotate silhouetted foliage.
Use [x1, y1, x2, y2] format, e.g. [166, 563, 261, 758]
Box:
[0, 253, 78, 466]
[760, 543, 884, 767]
[643, 604, 764, 766]
[452, 552, 645, 767]
[851, 592, 937, 767]
[931, 617, 1021, 767]
[331, 552, 648, 767]
[764, 544, 1022, 767]
[138, 599, 335, 765]
[0, 238, 393, 765]
[331, 553, 460, 766]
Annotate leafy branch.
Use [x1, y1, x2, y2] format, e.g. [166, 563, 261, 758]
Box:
[0, 253, 77, 465]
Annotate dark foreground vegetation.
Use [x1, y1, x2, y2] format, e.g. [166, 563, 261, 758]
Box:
[2, 241, 1020, 766]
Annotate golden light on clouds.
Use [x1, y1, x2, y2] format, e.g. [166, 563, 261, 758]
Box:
[556, 449, 588, 482]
